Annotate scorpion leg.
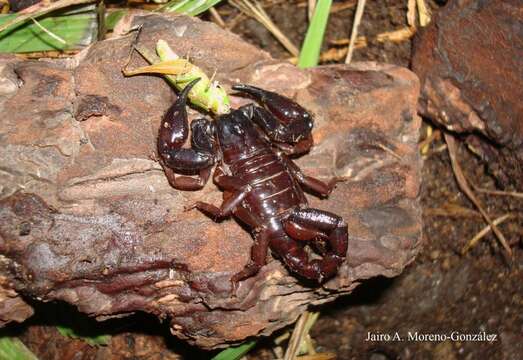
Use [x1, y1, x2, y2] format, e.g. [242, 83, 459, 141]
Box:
[213, 165, 245, 191]
[185, 169, 251, 220]
[284, 157, 343, 198]
[158, 78, 216, 191]
[233, 84, 314, 155]
[230, 228, 270, 291]
[273, 208, 348, 282]
[185, 189, 247, 220]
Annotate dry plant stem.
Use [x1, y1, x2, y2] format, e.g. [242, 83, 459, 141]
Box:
[332, 26, 414, 46]
[273, 345, 284, 359]
[30, 17, 67, 44]
[444, 133, 513, 258]
[329, 37, 366, 46]
[284, 311, 310, 360]
[297, 0, 356, 13]
[376, 143, 401, 159]
[308, 0, 316, 21]
[431, 143, 447, 154]
[462, 213, 513, 254]
[418, 127, 441, 153]
[424, 205, 482, 219]
[295, 354, 336, 360]
[304, 334, 316, 355]
[0, 0, 94, 32]
[16, 50, 78, 58]
[330, 0, 356, 13]
[345, 0, 366, 64]
[407, 0, 416, 27]
[225, 11, 246, 29]
[288, 37, 367, 64]
[209, 7, 226, 28]
[420, 125, 433, 155]
[257, 1, 299, 55]
[471, 186, 523, 199]
[416, 0, 431, 26]
[229, 0, 299, 56]
[376, 26, 416, 43]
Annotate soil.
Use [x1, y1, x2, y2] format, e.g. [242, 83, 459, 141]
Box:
[4, 0, 522, 359]
[305, 143, 523, 360]
[231, 0, 413, 66]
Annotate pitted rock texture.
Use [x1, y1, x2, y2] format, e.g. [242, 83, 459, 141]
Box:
[0, 13, 421, 348]
[412, 0, 523, 189]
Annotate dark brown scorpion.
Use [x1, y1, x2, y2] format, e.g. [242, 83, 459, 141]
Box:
[157, 78, 349, 288]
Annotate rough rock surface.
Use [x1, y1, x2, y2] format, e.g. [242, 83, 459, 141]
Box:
[412, 0, 523, 189]
[0, 14, 421, 348]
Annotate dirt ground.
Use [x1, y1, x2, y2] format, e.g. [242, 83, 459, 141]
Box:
[5, 0, 523, 359]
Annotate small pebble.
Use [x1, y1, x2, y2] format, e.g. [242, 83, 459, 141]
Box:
[441, 257, 451, 270]
[430, 250, 440, 260]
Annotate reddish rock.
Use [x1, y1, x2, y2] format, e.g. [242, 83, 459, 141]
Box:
[19, 321, 185, 360]
[412, 0, 523, 188]
[0, 276, 33, 327]
[0, 14, 421, 348]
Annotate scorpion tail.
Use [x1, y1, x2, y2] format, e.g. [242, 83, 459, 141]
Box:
[270, 234, 343, 283]
[179, 77, 201, 100]
[158, 78, 201, 151]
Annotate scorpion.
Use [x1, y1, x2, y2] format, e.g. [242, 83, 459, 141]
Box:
[158, 78, 349, 288]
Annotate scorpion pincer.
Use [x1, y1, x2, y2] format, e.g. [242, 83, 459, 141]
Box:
[157, 78, 349, 289]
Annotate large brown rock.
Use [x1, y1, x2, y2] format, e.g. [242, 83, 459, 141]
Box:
[0, 13, 421, 348]
[412, 0, 523, 189]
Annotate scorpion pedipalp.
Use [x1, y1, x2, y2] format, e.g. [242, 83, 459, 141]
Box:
[233, 84, 314, 155]
[157, 78, 216, 190]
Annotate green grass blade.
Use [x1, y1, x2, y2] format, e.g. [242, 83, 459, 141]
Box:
[211, 340, 257, 360]
[186, 0, 223, 15]
[159, 0, 224, 16]
[56, 325, 111, 347]
[0, 8, 125, 53]
[105, 10, 127, 30]
[0, 6, 97, 53]
[0, 337, 39, 360]
[297, 0, 332, 68]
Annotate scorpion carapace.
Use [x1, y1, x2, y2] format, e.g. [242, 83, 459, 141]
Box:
[158, 79, 349, 289]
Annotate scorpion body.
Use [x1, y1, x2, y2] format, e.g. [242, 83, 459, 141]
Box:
[158, 79, 349, 288]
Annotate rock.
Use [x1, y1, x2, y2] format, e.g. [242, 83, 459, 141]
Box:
[0, 13, 421, 348]
[412, 0, 523, 189]
[0, 275, 34, 327]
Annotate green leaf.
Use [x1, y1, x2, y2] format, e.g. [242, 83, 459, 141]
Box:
[158, 0, 224, 16]
[0, 7, 125, 53]
[50, 304, 111, 347]
[298, 0, 333, 68]
[105, 10, 127, 30]
[0, 337, 39, 360]
[56, 325, 110, 347]
[0, 6, 97, 53]
[211, 340, 256, 360]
